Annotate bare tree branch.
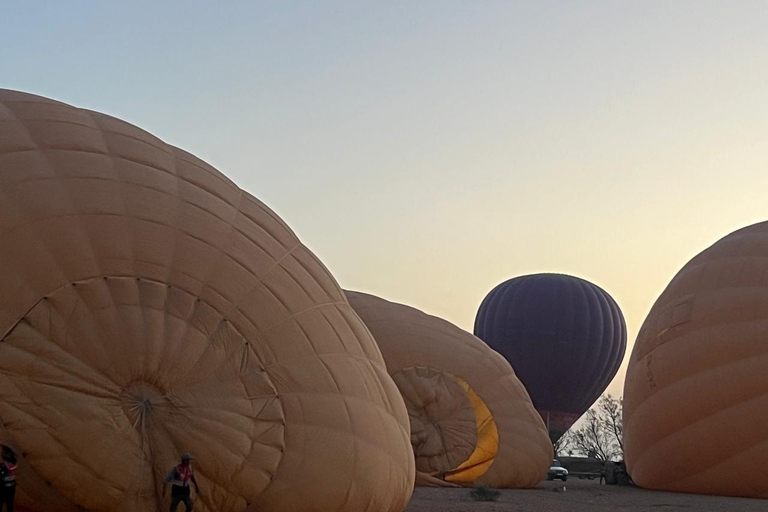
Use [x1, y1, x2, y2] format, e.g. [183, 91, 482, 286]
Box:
[568, 394, 624, 462]
[553, 431, 571, 457]
[599, 394, 623, 454]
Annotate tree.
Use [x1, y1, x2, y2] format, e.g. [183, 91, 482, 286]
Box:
[568, 394, 623, 462]
[598, 394, 623, 455]
[553, 431, 571, 457]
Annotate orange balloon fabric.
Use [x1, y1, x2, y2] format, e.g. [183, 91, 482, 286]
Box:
[346, 291, 552, 489]
[624, 221, 768, 498]
[0, 89, 414, 512]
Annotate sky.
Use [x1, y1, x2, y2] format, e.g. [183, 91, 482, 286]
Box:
[3, 1, 768, 404]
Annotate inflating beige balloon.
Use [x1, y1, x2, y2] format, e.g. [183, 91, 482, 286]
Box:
[624, 221, 768, 498]
[346, 291, 552, 489]
[0, 89, 414, 512]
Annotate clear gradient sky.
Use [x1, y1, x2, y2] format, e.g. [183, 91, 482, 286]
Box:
[3, 1, 768, 402]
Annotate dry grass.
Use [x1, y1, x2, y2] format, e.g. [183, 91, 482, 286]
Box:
[469, 485, 501, 502]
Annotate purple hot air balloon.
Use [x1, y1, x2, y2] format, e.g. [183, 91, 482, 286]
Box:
[474, 273, 626, 442]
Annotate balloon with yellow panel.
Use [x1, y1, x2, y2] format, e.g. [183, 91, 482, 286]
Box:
[346, 291, 552, 489]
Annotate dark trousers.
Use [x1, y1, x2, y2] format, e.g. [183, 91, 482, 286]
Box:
[0, 486, 15, 512]
[170, 485, 192, 512]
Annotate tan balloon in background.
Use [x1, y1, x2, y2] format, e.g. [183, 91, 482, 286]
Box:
[624, 221, 768, 498]
[0, 89, 414, 512]
[346, 291, 552, 489]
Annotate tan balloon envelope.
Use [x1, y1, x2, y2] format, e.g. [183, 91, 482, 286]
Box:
[346, 291, 552, 489]
[624, 221, 768, 499]
[0, 89, 414, 512]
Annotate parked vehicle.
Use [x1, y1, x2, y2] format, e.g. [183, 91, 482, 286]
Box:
[548, 459, 568, 481]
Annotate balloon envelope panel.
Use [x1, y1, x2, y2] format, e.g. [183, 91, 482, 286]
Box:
[624, 222, 768, 498]
[0, 89, 414, 512]
[474, 274, 626, 440]
[347, 291, 552, 489]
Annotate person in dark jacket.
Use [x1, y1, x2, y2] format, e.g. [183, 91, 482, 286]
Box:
[0, 445, 18, 512]
[163, 452, 200, 512]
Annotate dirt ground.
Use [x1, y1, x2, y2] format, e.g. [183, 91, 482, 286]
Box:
[404, 478, 766, 512]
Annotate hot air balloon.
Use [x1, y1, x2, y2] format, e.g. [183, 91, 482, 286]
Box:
[624, 221, 768, 498]
[347, 291, 552, 489]
[474, 274, 626, 442]
[0, 89, 414, 512]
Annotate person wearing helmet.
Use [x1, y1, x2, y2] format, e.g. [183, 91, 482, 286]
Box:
[163, 452, 200, 512]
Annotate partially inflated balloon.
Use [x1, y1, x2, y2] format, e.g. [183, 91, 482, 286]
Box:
[474, 274, 626, 441]
[347, 291, 552, 489]
[625, 222, 768, 498]
[0, 90, 414, 512]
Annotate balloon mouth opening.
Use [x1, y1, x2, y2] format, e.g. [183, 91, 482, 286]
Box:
[0, 276, 289, 507]
[394, 367, 499, 485]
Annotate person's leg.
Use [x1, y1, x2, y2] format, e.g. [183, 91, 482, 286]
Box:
[183, 494, 193, 511]
[170, 493, 182, 512]
[5, 488, 12, 512]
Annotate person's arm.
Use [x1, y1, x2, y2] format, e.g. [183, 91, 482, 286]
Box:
[191, 473, 200, 494]
[162, 468, 176, 497]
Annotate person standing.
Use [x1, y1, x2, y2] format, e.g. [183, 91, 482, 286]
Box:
[0, 445, 18, 512]
[163, 452, 200, 512]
